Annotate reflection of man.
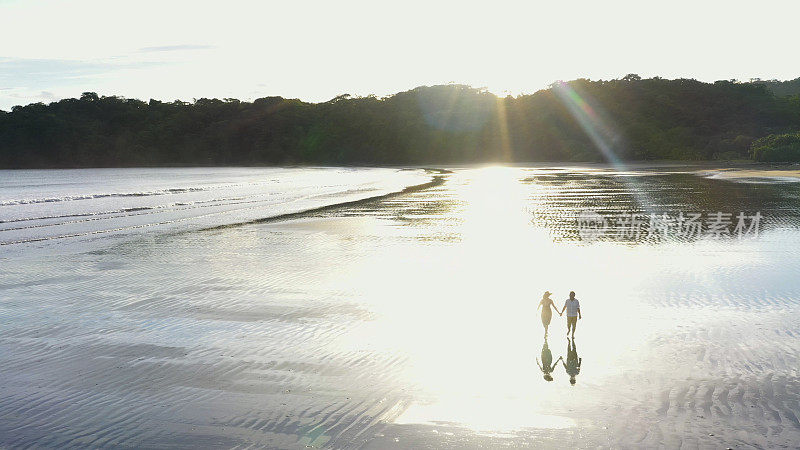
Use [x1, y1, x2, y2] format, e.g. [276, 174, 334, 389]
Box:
[560, 291, 581, 338]
[562, 338, 582, 385]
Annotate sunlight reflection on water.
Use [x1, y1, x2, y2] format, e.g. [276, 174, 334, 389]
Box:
[303, 167, 800, 437]
[2, 166, 799, 448]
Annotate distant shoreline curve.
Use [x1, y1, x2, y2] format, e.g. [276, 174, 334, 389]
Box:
[199, 169, 449, 231]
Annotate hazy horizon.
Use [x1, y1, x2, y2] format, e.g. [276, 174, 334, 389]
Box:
[4, 75, 800, 112]
[2, 0, 800, 111]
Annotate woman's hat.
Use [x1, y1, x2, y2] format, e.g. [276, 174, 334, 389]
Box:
[544, 291, 552, 297]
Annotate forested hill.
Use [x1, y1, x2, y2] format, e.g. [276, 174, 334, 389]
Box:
[755, 77, 800, 98]
[2, 76, 800, 168]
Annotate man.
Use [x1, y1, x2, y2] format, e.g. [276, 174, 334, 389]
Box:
[560, 291, 581, 337]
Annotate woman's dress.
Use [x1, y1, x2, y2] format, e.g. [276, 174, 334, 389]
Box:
[540, 299, 552, 327]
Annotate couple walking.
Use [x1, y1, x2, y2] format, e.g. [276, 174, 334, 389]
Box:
[537, 290, 582, 337]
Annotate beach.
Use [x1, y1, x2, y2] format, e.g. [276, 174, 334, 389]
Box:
[697, 166, 800, 183]
[1, 166, 799, 448]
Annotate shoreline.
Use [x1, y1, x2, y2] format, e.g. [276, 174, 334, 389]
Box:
[1, 160, 798, 171]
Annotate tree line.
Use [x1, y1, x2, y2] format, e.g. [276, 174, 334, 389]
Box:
[1, 76, 799, 168]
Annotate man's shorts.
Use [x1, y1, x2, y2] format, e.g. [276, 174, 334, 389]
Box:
[567, 316, 578, 327]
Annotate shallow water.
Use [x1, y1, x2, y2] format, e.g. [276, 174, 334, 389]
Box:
[0, 167, 429, 250]
[1, 165, 799, 448]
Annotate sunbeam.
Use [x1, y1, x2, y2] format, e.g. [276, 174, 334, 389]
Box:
[494, 95, 513, 161]
[551, 81, 654, 213]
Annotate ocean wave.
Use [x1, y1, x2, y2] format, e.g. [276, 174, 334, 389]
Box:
[0, 169, 439, 247]
[0, 187, 208, 206]
[0, 194, 286, 225]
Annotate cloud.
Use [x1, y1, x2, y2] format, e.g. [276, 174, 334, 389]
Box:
[0, 57, 166, 110]
[0, 58, 115, 86]
[138, 44, 213, 53]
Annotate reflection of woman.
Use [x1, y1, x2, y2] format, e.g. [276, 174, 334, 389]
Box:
[536, 336, 562, 381]
[537, 291, 561, 336]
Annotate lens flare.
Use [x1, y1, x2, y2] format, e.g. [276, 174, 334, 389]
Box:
[551, 81, 653, 213]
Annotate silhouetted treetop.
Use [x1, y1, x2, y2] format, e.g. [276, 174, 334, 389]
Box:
[1, 76, 799, 168]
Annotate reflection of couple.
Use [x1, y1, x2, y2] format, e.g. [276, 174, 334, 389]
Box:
[536, 336, 582, 385]
[537, 290, 582, 337]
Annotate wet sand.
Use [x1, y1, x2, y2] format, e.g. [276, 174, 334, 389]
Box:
[697, 167, 800, 182]
[2, 167, 800, 448]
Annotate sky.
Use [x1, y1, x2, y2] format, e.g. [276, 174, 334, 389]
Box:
[1, 0, 799, 111]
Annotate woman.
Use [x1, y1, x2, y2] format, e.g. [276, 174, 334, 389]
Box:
[537, 291, 560, 336]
